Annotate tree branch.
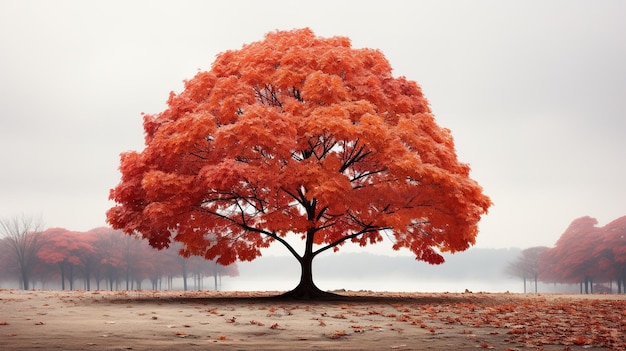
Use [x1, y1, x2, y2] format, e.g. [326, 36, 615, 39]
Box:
[197, 206, 302, 260]
[313, 225, 389, 257]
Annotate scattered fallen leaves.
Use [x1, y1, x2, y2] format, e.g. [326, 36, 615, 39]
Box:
[328, 329, 349, 339]
[1, 290, 625, 350]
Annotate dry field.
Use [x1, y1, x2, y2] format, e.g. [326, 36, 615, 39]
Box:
[0, 289, 624, 350]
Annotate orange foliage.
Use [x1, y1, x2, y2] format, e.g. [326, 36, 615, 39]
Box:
[107, 28, 491, 291]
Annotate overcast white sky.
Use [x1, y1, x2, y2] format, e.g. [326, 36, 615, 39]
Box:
[1, 0, 624, 253]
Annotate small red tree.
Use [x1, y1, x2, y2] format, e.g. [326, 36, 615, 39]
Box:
[595, 216, 626, 293]
[107, 28, 491, 298]
[38, 228, 95, 290]
[540, 217, 604, 293]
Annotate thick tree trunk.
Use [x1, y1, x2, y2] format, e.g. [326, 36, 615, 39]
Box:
[280, 251, 338, 300]
[278, 224, 340, 300]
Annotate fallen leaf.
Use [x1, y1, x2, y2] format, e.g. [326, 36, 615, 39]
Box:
[329, 330, 348, 339]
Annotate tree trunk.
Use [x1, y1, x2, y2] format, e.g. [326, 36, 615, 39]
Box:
[59, 263, 66, 290]
[125, 267, 130, 290]
[280, 251, 337, 300]
[181, 261, 188, 291]
[580, 281, 583, 294]
[68, 265, 74, 290]
[22, 273, 30, 290]
[84, 266, 91, 291]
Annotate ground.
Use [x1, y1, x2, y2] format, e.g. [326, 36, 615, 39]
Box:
[0, 289, 624, 350]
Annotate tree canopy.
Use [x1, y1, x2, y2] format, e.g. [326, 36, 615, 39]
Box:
[107, 28, 491, 298]
[539, 215, 626, 293]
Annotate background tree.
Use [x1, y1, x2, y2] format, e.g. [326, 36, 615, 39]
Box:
[540, 217, 603, 293]
[0, 215, 45, 289]
[506, 246, 548, 293]
[594, 216, 626, 293]
[38, 228, 95, 290]
[92, 227, 126, 290]
[0, 236, 20, 287]
[74, 229, 99, 290]
[186, 255, 239, 290]
[153, 244, 182, 290]
[107, 28, 491, 298]
[120, 235, 144, 290]
[212, 260, 239, 290]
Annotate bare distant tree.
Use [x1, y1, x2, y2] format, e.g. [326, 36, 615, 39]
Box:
[506, 246, 549, 293]
[0, 215, 45, 289]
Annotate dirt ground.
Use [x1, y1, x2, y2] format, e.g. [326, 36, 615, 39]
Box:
[0, 289, 624, 350]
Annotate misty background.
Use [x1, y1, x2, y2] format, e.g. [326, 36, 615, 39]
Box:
[1, 1, 625, 292]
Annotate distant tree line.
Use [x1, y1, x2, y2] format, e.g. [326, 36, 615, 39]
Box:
[0, 216, 238, 290]
[507, 215, 626, 294]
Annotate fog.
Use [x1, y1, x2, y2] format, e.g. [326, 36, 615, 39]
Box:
[211, 250, 584, 294]
[0, 247, 578, 294]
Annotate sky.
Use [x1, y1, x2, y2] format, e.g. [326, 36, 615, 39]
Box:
[1, 0, 625, 253]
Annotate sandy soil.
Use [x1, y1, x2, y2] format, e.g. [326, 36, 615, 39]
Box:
[0, 289, 624, 350]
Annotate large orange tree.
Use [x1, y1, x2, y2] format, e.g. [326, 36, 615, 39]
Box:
[107, 28, 491, 298]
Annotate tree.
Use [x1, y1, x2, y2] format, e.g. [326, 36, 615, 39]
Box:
[38, 228, 95, 290]
[0, 236, 20, 287]
[186, 255, 239, 290]
[594, 216, 626, 293]
[540, 217, 604, 293]
[107, 28, 491, 298]
[506, 246, 548, 293]
[0, 215, 45, 290]
[210, 260, 239, 291]
[92, 227, 126, 290]
[73, 229, 99, 290]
